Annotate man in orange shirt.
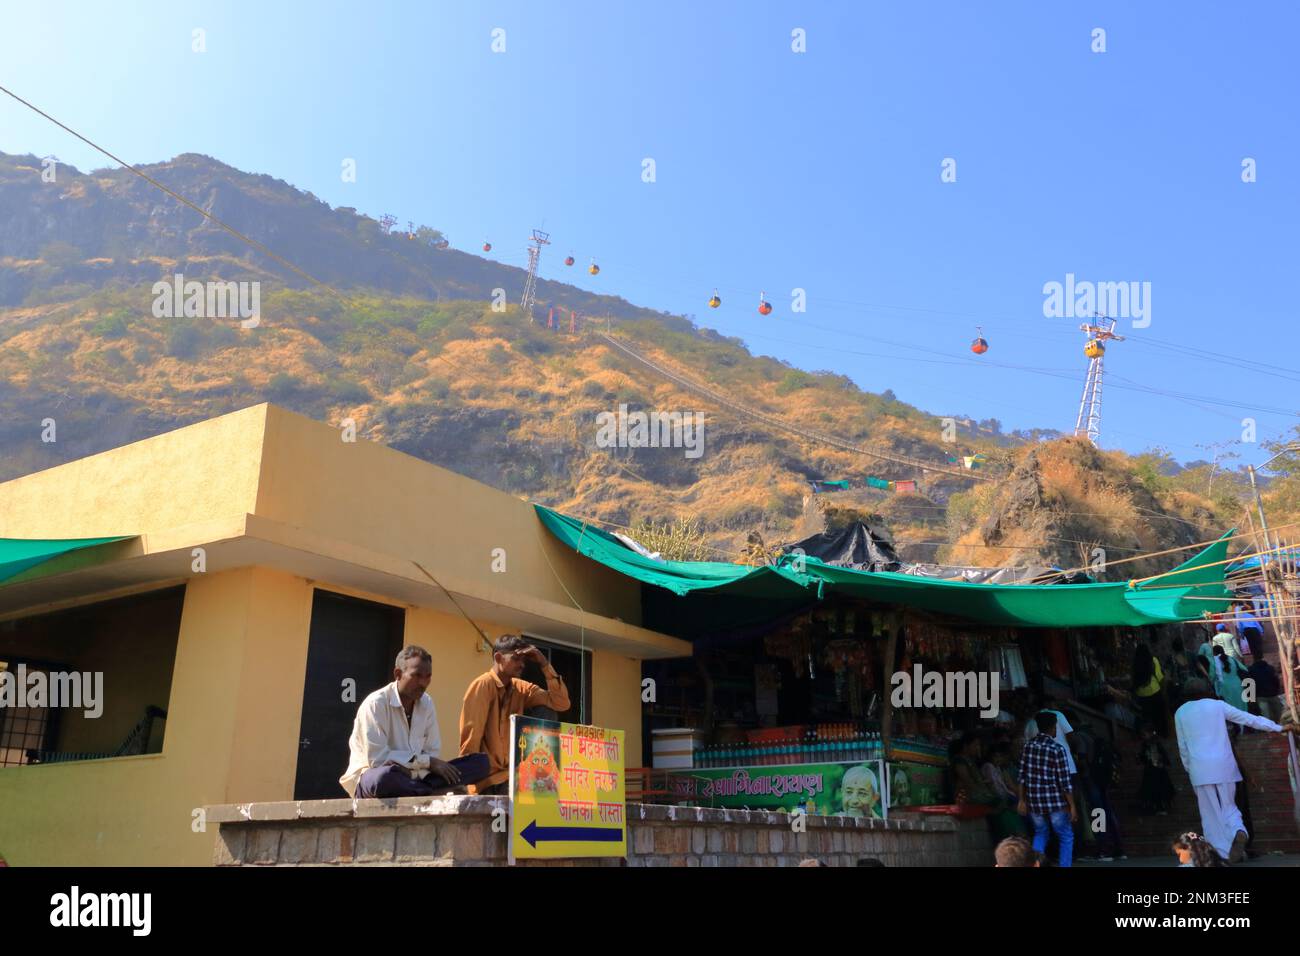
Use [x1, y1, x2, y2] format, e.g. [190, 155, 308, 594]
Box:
[459, 634, 570, 794]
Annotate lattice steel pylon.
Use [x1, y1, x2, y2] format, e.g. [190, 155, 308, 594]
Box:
[520, 228, 550, 323]
[1073, 315, 1124, 446]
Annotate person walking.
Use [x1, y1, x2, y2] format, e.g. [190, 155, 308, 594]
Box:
[1132, 642, 1168, 736]
[1173, 679, 1290, 863]
[1246, 656, 1285, 723]
[1017, 710, 1077, 867]
[1233, 602, 1265, 659]
[1211, 622, 1244, 666]
[1136, 725, 1176, 815]
[1214, 647, 1251, 717]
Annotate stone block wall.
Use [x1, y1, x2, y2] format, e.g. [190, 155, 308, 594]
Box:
[207, 797, 993, 867]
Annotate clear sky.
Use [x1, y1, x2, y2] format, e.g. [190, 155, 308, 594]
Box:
[3, 1, 1297, 464]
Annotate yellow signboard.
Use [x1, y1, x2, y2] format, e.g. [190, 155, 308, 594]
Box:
[508, 715, 627, 862]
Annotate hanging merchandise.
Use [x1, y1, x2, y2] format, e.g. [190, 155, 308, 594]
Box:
[990, 643, 1027, 690]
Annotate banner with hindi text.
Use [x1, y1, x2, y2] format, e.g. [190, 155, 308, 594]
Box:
[666, 760, 887, 819]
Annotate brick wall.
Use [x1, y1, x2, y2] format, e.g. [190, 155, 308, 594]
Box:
[1113, 729, 1300, 856]
[207, 797, 994, 867]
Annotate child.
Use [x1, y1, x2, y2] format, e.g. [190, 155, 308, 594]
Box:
[1138, 726, 1175, 815]
[1172, 831, 1226, 867]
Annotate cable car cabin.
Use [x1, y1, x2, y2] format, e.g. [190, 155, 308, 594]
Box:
[1084, 339, 1105, 359]
[708, 291, 721, 308]
[589, 260, 600, 275]
[565, 255, 575, 266]
[482, 242, 492, 252]
[970, 337, 989, 354]
[758, 294, 773, 315]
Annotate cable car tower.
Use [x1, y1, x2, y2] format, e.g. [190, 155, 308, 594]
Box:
[520, 228, 550, 323]
[1073, 314, 1124, 446]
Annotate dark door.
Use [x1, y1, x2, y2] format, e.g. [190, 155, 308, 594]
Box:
[294, 590, 405, 799]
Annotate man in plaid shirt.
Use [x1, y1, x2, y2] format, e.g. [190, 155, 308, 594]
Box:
[1017, 710, 1078, 866]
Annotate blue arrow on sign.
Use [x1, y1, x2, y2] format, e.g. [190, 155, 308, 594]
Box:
[520, 820, 623, 848]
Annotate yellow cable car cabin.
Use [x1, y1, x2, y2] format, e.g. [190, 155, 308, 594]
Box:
[708, 290, 721, 308]
[1084, 339, 1105, 359]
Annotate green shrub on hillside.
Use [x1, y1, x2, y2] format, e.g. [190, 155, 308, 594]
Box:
[775, 369, 814, 395]
[91, 309, 131, 338]
[165, 322, 204, 359]
[266, 372, 298, 401]
[325, 375, 371, 404]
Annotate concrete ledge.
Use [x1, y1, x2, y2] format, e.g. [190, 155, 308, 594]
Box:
[206, 797, 955, 832]
[208, 798, 990, 867]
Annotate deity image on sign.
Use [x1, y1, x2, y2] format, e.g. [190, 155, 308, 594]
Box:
[517, 734, 560, 795]
[835, 764, 883, 819]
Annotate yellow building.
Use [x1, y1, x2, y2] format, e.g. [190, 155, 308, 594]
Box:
[0, 404, 688, 866]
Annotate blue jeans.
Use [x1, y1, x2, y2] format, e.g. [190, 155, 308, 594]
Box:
[1030, 809, 1074, 867]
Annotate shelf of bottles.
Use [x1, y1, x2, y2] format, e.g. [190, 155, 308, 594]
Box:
[695, 723, 887, 769]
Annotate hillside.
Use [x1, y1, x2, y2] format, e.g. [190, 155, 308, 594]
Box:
[0, 149, 1251, 567]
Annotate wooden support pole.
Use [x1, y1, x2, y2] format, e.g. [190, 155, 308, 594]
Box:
[881, 618, 898, 761]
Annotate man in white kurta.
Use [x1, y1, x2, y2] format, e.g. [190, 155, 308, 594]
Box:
[1174, 680, 1287, 862]
[340, 645, 490, 797]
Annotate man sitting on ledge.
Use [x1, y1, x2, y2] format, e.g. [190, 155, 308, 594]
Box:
[341, 645, 490, 798]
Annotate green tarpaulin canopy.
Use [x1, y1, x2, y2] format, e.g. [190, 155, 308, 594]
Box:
[534, 505, 1231, 636]
[0, 536, 134, 584]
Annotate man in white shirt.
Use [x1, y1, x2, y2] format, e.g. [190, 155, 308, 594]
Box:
[1174, 678, 1290, 862]
[340, 645, 490, 798]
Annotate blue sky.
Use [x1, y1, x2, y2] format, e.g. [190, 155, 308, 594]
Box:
[3, 1, 1297, 464]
